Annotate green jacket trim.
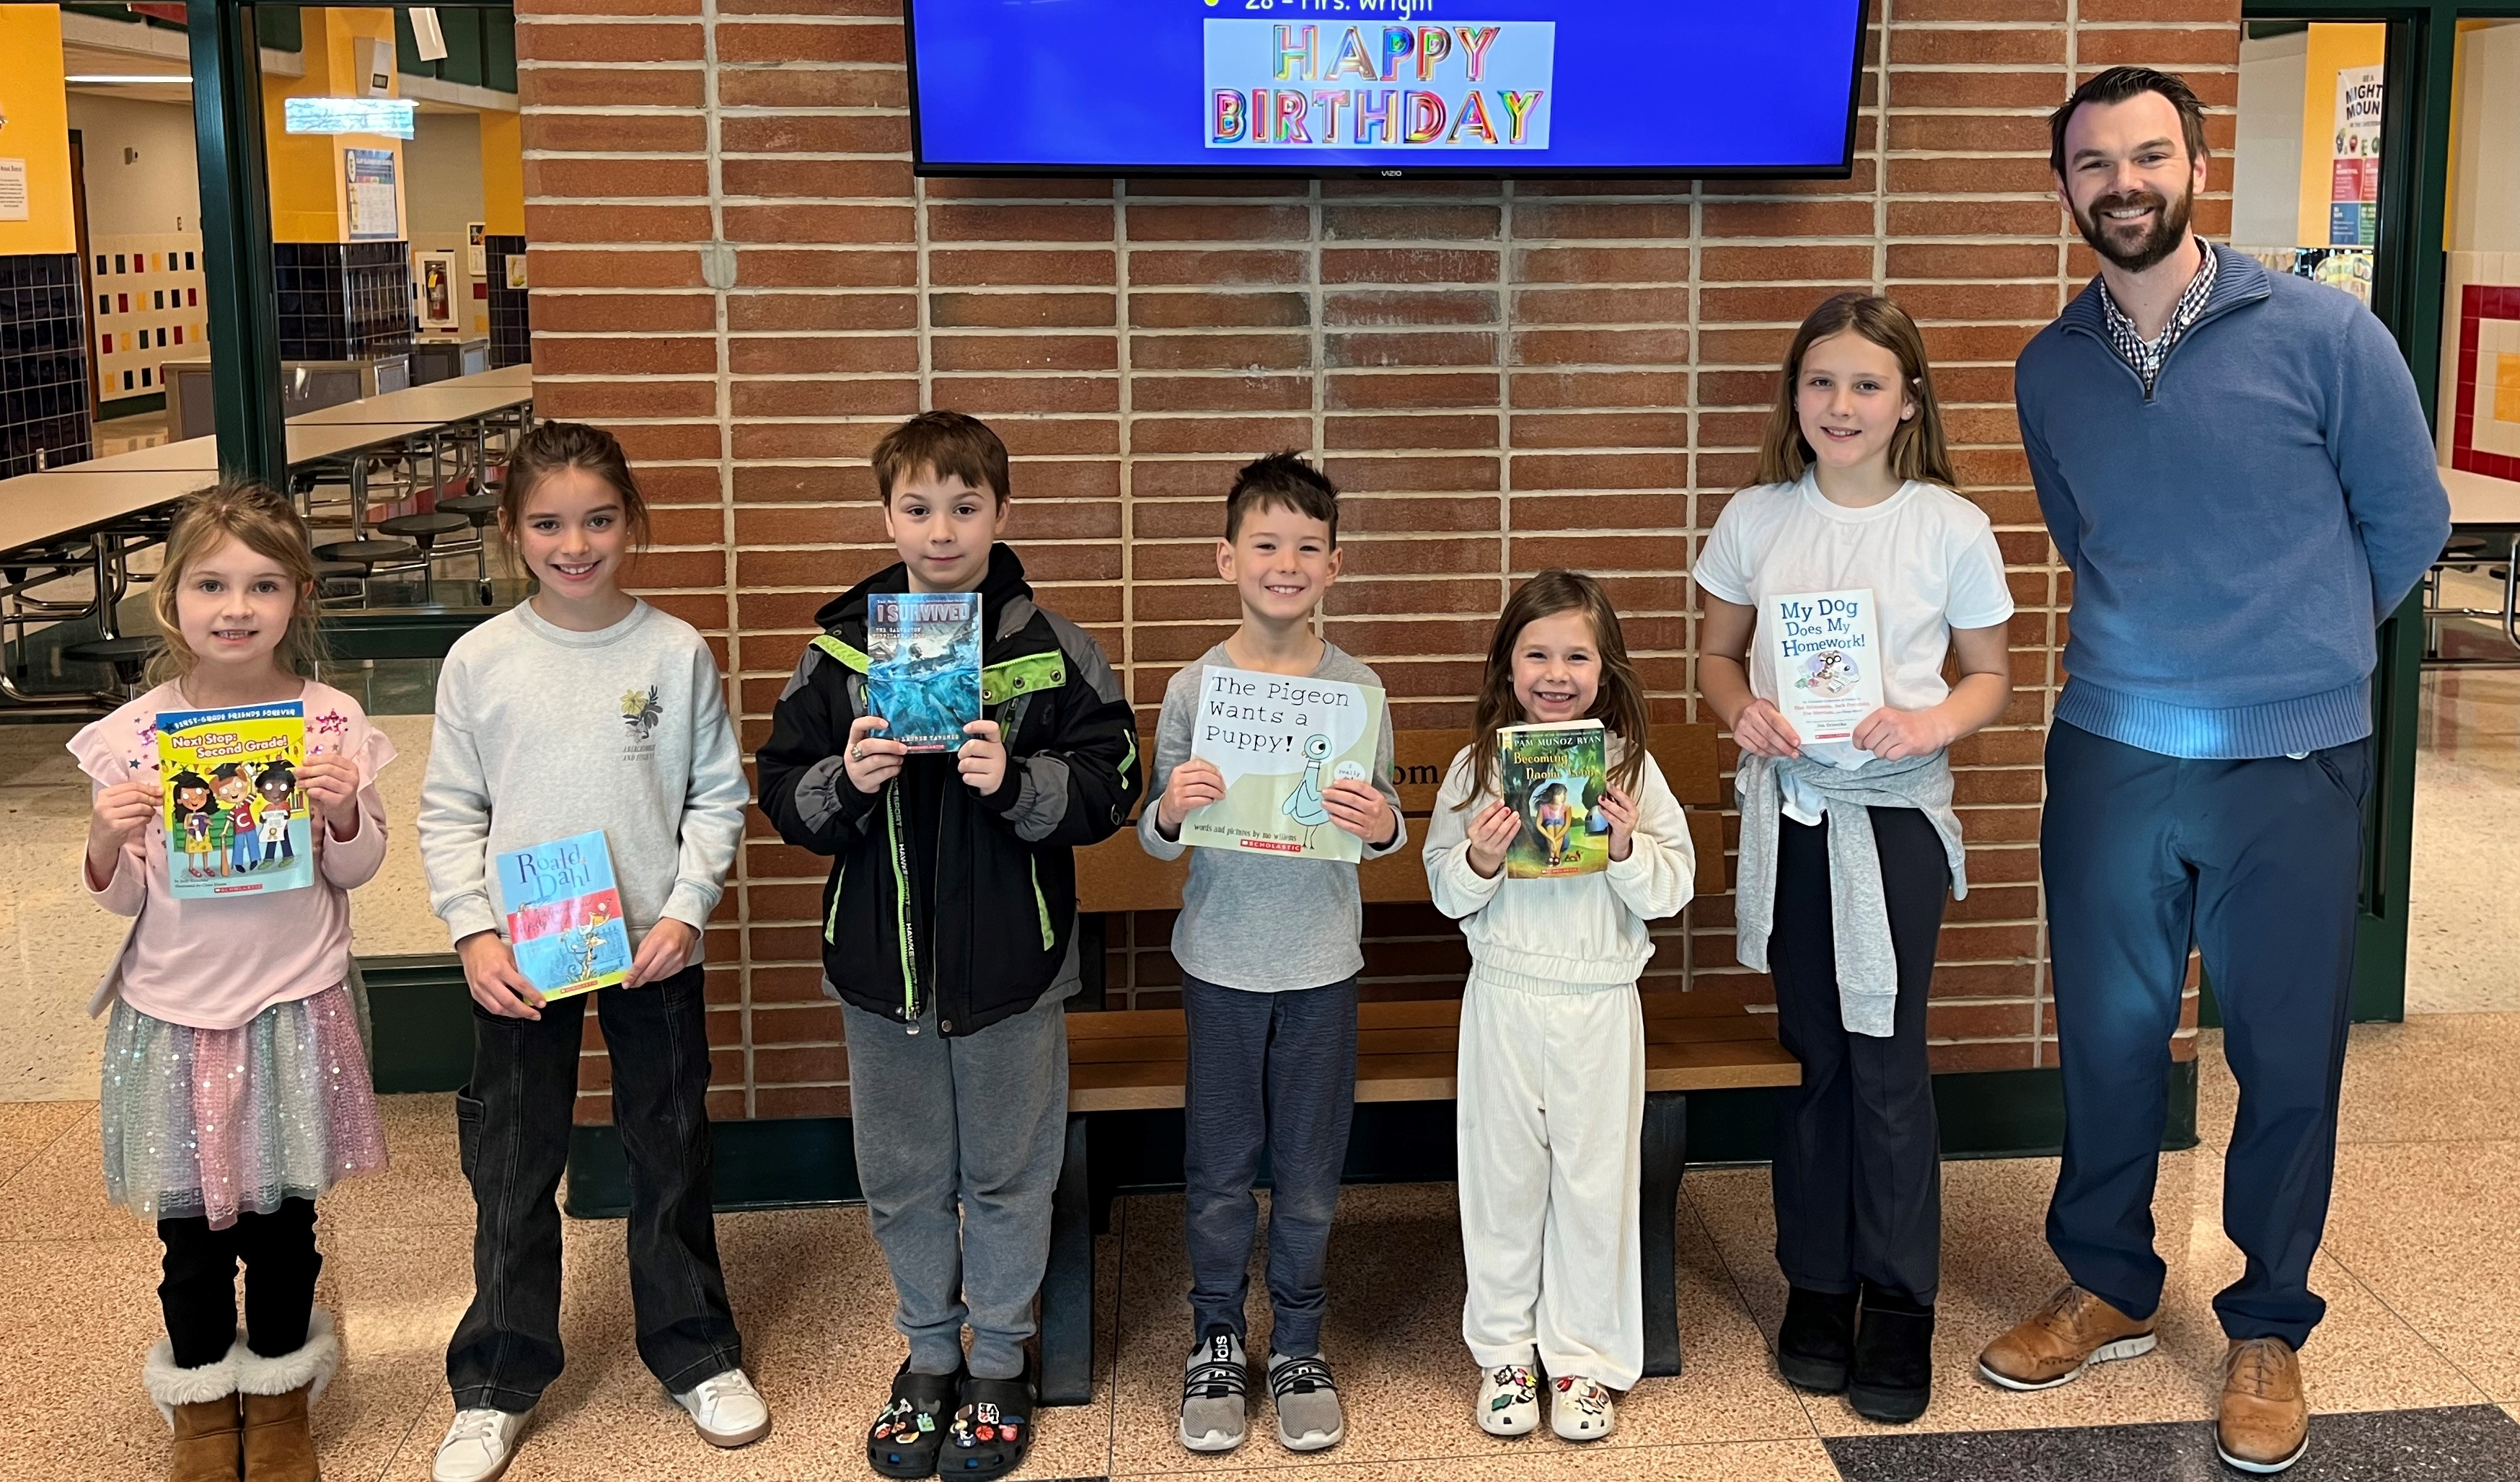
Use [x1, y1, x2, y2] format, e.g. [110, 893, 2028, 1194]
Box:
[812, 633, 871, 674]
[982, 650, 1066, 707]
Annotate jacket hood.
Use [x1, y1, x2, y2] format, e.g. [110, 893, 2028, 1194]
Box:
[814, 544, 1034, 634]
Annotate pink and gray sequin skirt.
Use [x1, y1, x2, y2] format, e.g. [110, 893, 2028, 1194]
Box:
[100, 984, 389, 1229]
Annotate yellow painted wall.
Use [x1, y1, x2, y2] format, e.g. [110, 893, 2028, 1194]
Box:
[2296, 23, 2387, 247]
[478, 110, 524, 237]
[263, 7, 410, 242]
[0, 6, 78, 256]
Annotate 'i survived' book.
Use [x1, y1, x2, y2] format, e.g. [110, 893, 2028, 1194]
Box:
[1769, 587, 1885, 768]
[498, 831, 633, 1000]
[1496, 718, 1608, 879]
[868, 591, 982, 751]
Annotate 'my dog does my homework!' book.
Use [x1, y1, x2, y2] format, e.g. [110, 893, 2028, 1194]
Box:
[1769, 587, 1884, 768]
[868, 591, 982, 751]
[1180, 665, 1386, 863]
[1496, 718, 1608, 879]
[497, 831, 634, 1000]
[156, 701, 313, 899]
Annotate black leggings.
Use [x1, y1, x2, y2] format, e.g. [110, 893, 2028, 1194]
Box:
[157, 1197, 322, 1368]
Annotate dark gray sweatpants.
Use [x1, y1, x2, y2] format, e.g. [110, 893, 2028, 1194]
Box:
[1180, 974, 1357, 1359]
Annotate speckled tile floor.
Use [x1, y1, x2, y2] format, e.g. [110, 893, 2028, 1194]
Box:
[4, 1002, 2518, 1482]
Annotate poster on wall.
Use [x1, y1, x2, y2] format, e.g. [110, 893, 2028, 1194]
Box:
[2330, 64, 2382, 247]
[466, 221, 486, 275]
[0, 159, 28, 222]
[418, 252, 458, 330]
[345, 149, 400, 241]
[503, 255, 529, 291]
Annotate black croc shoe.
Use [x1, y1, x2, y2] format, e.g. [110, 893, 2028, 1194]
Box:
[869, 1359, 962, 1478]
[942, 1362, 1036, 1478]
[1777, 1286, 1860, 1394]
[1848, 1284, 1935, 1424]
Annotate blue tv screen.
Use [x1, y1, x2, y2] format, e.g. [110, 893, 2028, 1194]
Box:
[903, 1, 1869, 177]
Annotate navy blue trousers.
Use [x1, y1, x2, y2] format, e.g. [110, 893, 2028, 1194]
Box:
[2042, 720, 2369, 1349]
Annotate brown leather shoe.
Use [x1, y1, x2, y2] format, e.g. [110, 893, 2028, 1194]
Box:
[1975, 1284, 2157, 1391]
[168, 1397, 243, 1482]
[2218, 1338, 2310, 1474]
[240, 1385, 320, 1482]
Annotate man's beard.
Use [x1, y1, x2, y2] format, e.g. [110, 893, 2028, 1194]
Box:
[2072, 182, 2195, 273]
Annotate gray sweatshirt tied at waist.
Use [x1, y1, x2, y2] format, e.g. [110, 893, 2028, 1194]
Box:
[1733, 750, 1967, 1037]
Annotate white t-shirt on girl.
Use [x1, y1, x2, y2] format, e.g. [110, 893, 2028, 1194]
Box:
[1696, 471, 2014, 769]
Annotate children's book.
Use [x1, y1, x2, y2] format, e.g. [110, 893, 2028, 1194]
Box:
[868, 591, 982, 751]
[155, 701, 313, 899]
[497, 831, 634, 1000]
[1768, 587, 1885, 769]
[1497, 718, 1609, 879]
[1180, 665, 1385, 864]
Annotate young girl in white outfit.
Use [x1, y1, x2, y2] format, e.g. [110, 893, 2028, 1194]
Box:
[1423, 570, 1695, 1443]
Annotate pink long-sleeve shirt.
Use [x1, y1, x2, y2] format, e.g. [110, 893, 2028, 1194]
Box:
[71, 680, 395, 1031]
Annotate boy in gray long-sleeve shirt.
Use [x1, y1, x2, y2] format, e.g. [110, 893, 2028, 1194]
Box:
[1139, 454, 1404, 1457]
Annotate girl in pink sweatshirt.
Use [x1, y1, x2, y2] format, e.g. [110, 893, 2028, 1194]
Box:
[70, 481, 395, 1482]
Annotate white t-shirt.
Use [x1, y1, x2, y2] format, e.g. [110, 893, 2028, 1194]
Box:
[1696, 472, 2014, 767]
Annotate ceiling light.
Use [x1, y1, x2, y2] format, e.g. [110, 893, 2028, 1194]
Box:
[284, 97, 415, 139]
[66, 74, 191, 84]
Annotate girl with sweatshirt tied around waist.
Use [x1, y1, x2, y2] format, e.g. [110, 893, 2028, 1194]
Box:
[1422, 570, 1695, 1444]
[74, 483, 395, 1482]
[418, 422, 765, 1482]
[1696, 294, 2014, 1426]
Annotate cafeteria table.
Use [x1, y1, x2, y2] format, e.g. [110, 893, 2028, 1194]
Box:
[2425, 465, 2520, 668]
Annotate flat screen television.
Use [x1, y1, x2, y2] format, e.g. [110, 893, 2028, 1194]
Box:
[902, 1, 1870, 179]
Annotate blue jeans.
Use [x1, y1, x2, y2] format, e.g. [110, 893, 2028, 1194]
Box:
[1181, 974, 1357, 1357]
[446, 963, 742, 1411]
[2042, 721, 2369, 1349]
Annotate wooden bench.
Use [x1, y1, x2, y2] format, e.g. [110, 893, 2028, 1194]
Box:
[1034, 725, 1802, 1405]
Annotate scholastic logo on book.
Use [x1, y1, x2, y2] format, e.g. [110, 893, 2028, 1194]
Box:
[1235, 837, 1304, 855]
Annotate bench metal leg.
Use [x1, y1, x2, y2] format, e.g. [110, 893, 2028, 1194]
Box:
[1039, 1112, 1094, 1406]
[1639, 1090, 1688, 1378]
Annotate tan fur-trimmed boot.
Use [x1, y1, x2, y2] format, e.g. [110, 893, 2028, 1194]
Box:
[233, 1311, 339, 1482]
[144, 1336, 244, 1482]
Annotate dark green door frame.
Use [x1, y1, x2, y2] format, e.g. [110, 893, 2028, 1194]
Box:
[186, 0, 285, 484]
[2237, 4, 2520, 1021]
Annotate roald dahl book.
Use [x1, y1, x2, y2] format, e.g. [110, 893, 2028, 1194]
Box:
[156, 701, 313, 899]
[868, 591, 982, 751]
[1497, 718, 1608, 879]
[498, 831, 634, 1000]
[1181, 665, 1385, 863]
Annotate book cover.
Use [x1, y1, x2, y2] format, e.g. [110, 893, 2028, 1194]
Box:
[868, 591, 982, 751]
[1769, 587, 1885, 767]
[1497, 718, 1609, 879]
[497, 830, 633, 1001]
[1180, 665, 1385, 864]
[155, 701, 313, 899]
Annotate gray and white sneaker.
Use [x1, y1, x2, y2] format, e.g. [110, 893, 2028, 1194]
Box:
[1267, 1352, 1344, 1452]
[1179, 1326, 1249, 1453]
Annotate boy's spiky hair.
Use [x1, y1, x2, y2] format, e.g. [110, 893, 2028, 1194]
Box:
[872, 410, 1012, 505]
[1225, 451, 1339, 544]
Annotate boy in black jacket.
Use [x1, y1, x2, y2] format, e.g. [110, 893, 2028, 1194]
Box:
[757, 411, 1140, 1480]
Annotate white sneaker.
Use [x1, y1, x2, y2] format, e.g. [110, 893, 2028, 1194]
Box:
[674, 1368, 772, 1447]
[431, 1406, 530, 1482]
[1474, 1362, 1540, 1437]
[1550, 1375, 1616, 1442]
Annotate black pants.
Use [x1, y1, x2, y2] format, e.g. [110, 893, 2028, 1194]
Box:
[2043, 721, 2369, 1348]
[159, 1198, 321, 1368]
[1768, 806, 1949, 1308]
[446, 963, 741, 1412]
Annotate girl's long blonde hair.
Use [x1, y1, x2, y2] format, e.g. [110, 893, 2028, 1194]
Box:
[1461, 570, 1650, 805]
[146, 480, 325, 687]
[1755, 293, 1960, 490]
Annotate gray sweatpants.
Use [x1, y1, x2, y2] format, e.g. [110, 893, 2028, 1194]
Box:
[842, 991, 1070, 1381]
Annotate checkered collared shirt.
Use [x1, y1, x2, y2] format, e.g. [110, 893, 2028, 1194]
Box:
[2097, 242, 2218, 396]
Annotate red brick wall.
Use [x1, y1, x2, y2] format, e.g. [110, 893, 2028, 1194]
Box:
[515, 0, 2242, 1121]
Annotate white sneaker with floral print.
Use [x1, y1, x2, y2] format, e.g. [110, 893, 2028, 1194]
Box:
[1550, 1375, 1615, 1442]
[1475, 1363, 1540, 1437]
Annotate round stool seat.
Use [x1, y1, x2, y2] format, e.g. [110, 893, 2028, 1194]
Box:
[376, 512, 471, 549]
[65, 635, 160, 667]
[314, 539, 420, 568]
[441, 493, 498, 524]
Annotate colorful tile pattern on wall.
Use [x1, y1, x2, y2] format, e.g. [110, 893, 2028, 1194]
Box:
[2454, 282, 2520, 483]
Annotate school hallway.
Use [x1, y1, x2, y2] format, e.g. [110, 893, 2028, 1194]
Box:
[0, 1012, 2511, 1482]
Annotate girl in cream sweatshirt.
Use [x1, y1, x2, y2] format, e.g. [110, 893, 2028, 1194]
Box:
[1422, 570, 1694, 1446]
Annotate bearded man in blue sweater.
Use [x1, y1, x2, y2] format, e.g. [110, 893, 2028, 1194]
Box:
[1974, 67, 2448, 1475]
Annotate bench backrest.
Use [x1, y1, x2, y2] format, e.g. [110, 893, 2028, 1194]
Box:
[1076, 723, 1728, 916]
